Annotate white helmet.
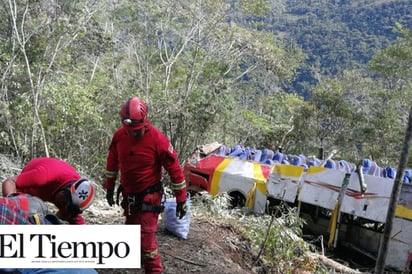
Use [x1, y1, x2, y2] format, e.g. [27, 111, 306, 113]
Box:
[69, 179, 96, 211]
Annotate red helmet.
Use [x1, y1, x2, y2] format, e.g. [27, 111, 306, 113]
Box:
[121, 97, 149, 130]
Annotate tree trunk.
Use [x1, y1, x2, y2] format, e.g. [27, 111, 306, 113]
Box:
[375, 103, 412, 273]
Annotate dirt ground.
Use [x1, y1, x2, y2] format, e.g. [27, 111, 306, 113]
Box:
[85, 202, 263, 274]
[84, 196, 370, 274]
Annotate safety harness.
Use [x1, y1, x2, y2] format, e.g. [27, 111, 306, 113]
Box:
[28, 213, 63, 224]
[122, 181, 165, 215]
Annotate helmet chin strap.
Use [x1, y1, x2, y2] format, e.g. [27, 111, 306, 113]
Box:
[68, 202, 81, 215]
[62, 185, 81, 216]
[125, 124, 147, 138]
[131, 127, 146, 139]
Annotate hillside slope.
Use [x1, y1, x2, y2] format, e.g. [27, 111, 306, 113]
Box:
[0, 154, 368, 274]
[86, 188, 367, 274]
[86, 202, 259, 274]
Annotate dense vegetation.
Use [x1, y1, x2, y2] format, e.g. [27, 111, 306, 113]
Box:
[0, 0, 411, 181]
[272, 0, 412, 97]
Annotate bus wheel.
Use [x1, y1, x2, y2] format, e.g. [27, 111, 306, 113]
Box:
[228, 191, 246, 209]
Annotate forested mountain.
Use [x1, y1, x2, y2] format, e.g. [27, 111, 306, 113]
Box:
[0, 0, 411, 176]
[266, 0, 412, 97]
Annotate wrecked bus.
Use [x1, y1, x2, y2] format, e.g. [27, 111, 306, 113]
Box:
[183, 142, 412, 272]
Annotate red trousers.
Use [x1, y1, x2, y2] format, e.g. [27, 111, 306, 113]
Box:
[123, 192, 163, 274]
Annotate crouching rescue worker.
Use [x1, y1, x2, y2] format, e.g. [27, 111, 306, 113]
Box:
[103, 96, 187, 274]
[2, 157, 96, 224]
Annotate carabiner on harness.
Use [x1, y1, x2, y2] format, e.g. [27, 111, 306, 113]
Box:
[127, 195, 136, 216]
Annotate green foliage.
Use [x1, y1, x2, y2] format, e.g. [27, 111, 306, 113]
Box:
[269, 0, 412, 95]
[0, 0, 411, 178]
[366, 26, 412, 164]
[0, 0, 113, 169]
[41, 73, 107, 170]
[1, 93, 34, 158]
[191, 191, 234, 218]
[237, 0, 271, 16]
[222, 92, 305, 150]
[292, 26, 412, 164]
[0, 1, 411, 269]
[236, 207, 310, 272]
[103, 0, 306, 160]
[370, 24, 412, 83]
[191, 192, 326, 273]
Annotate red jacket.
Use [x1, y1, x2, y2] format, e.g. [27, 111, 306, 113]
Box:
[104, 124, 187, 203]
[15, 157, 85, 224]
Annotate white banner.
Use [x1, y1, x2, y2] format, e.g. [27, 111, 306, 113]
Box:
[0, 225, 141, 269]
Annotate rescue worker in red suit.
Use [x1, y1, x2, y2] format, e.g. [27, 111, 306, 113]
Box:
[103, 97, 187, 274]
[2, 157, 96, 224]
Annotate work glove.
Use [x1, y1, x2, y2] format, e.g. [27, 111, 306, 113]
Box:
[176, 201, 187, 219]
[106, 189, 115, 206]
[116, 184, 124, 206]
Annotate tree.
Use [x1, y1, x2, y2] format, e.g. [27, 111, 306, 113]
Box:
[294, 70, 378, 161]
[370, 24, 412, 273]
[0, 0, 111, 170]
[106, 0, 305, 159]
